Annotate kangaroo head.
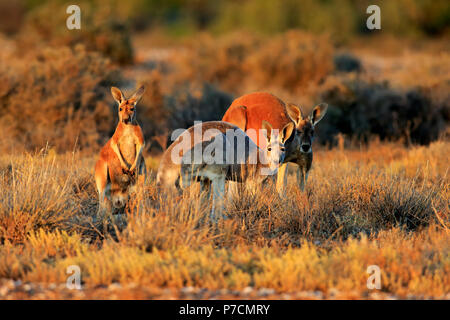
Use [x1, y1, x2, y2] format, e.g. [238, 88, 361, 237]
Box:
[286, 103, 328, 154]
[110, 186, 129, 209]
[111, 86, 145, 124]
[262, 120, 294, 170]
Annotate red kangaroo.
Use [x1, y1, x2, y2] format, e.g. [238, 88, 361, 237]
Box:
[222, 92, 327, 193]
[94, 86, 146, 215]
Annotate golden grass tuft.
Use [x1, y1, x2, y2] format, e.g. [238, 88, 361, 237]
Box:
[0, 141, 448, 298]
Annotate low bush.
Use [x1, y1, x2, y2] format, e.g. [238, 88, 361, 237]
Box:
[317, 79, 449, 146]
[17, 1, 134, 64]
[333, 53, 362, 73]
[174, 31, 334, 95]
[0, 45, 123, 153]
[246, 31, 333, 94]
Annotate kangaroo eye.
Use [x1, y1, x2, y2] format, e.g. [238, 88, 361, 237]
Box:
[119, 108, 123, 111]
[267, 147, 272, 152]
[281, 147, 285, 151]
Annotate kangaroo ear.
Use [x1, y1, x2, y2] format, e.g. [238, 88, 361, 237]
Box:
[262, 120, 273, 143]
[129, 85, 145, 104]
[286, 103, 304, 126]
[310, 103, 328, 126]
[281, 122, 295, 143]
[111, 87, 124, 104]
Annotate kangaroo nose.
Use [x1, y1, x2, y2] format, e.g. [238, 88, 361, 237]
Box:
[113, 199, 124, 208]
[301, 144, 310, 152]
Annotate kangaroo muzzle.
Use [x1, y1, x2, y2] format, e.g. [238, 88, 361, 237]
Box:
[111, 193, 128, 209]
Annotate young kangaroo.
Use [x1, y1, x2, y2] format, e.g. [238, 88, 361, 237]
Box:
[281, 101, 327, 191]
[222, 92, 327, 193]
[156, 120, 294, 221]
[94, 86, 146, 215]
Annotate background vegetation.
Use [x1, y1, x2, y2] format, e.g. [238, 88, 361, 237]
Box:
[0, 0, 448, 299]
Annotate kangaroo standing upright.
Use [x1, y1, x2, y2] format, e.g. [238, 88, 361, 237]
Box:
[94, 86, 146, 215]
[222, 92, 327, 193]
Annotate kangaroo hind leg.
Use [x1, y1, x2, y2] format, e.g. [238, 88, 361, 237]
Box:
[95, 159, 111, 217]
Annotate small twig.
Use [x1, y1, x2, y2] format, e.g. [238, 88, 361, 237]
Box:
[432, 205, 449, 232]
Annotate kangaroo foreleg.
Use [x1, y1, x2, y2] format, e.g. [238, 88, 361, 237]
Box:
[129, 143, 144, 172]
[210, 176, 226, 223]
[111, 141, 129, 171]
[296, 166, 308, 192]
[276, 163, 289, 196]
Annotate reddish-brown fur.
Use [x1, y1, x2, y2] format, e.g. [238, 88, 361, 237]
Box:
[94, 86, 146, 215]
[222, 92, 327, 192]
[222, 92, 292, 149]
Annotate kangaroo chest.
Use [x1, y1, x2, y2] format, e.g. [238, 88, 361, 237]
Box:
[117, 128, 137, 166]
[296, 152, 312, 172]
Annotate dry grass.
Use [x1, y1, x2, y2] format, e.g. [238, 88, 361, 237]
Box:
[0, 140, 448, 299]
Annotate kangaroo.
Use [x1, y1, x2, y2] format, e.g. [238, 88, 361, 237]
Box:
[156, 120, 294, 221]
[94, 86, 146, 215]
[222, 92, 327, 193]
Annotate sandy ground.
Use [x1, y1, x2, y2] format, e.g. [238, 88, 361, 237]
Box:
[1, 279, 448, 300]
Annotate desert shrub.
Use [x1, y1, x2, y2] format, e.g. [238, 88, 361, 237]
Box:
[173, 32, 261, 94]
[122, 186, 213, 251]
[333, 52, 361, 73]
[173, 31, 333, 95]
[137, 70, 233, 151]
[246, 31, 333, 94]
[17, 1, 133, 64]
[0, 45, 123, 153]
[0, 154, 76, 244]
[135, 70, 169, 149]
[365, 178, 437, 230]
[0, 0, 25, 34]
[165, 83, 233, 131]
[317, 79, 449, 146]
[269, 168, 439, 243]
[0, 151, 109, 245]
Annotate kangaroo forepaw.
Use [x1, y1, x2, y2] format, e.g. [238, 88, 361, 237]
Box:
[122, 168, 136, 176]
